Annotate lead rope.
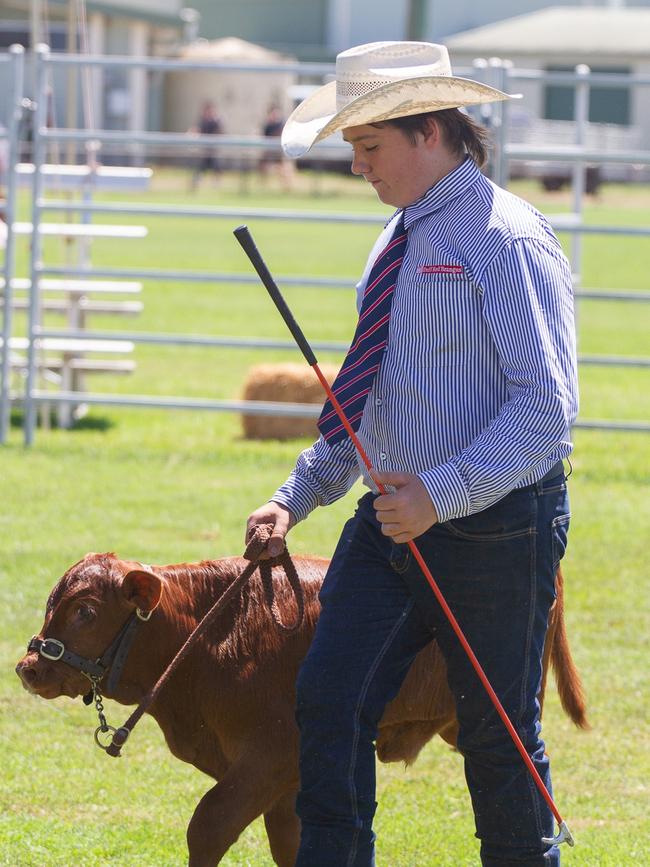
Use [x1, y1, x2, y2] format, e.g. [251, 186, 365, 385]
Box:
[104, 525, 303, 758]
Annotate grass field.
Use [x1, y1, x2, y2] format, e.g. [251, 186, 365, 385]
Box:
[1, 169, 649, 866]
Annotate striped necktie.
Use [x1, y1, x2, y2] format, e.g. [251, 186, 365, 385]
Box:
[318, 213, 407, 445]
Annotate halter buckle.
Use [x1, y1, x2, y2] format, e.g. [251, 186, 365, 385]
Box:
[39, 638, 65, 661]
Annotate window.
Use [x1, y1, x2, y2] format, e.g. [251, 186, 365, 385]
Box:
[544, 65, 631, 125]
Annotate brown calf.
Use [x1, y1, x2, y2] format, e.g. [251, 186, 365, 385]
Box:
[16, 552, 587, 866]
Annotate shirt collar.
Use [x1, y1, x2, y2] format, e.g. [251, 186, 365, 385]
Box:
[403, 157, 481, 230]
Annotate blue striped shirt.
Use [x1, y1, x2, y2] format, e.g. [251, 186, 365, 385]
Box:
[273, 157, 578, 524]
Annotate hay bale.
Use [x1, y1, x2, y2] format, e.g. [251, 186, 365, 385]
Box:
[241, 362, 339, 440]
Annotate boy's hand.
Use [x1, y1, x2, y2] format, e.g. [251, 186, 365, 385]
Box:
[372, 472, 438, 543]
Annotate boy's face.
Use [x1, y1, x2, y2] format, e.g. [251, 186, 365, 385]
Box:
[343, 122, 437, 208]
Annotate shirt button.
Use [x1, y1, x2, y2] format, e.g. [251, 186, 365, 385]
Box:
[380, 452, 387, 461]
[375, 397, 382, 406]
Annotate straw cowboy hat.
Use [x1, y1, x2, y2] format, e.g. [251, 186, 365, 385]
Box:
[282, 41, 519, 158]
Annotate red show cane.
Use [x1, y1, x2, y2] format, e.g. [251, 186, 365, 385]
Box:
[233, 224, 574, 849]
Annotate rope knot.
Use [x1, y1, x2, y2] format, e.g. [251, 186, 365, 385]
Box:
[243, 523, 284, 562]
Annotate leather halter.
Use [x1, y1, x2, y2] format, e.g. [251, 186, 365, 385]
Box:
[27, 606, 151, 700]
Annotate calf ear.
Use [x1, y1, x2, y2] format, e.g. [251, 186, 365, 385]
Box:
[121, 569, 162, 614]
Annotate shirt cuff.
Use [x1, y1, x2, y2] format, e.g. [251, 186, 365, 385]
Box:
[272, 473, 321, 524]
[418, 462, 470, 524]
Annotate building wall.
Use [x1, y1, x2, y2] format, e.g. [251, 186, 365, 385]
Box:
[89, 0, 181, 16]
[345, 0, 409, 52]
[164, 65, 296, 137]
[189, 0, 650, 58]
[190, 0, 330, 58]
[0, 12, 177, 145]
[192, 0, 410, 57]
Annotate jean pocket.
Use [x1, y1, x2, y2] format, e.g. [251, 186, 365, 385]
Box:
[551, 513, 571, 571]
[444, 490, 535, 542]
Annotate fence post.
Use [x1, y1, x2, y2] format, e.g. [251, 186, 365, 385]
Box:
[0, 44, 25, 443]
[24, 44, 50, 446]
[499, 59, 513, 188]
[487, 58, 504, 187]
[571, 64, 590, 286]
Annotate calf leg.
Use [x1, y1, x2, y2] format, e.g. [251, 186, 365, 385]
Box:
[263, 790, 300, 867]
[186, 757, 294, 867]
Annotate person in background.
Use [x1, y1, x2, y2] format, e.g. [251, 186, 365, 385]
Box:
[189, 100, 223, 191]
[246, 41, 578, 867]
[259, 104, 295, 190]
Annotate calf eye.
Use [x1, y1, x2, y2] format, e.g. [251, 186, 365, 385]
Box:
[75, 604, 96, 623]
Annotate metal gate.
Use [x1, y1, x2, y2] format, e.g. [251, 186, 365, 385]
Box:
[1, 46, 648, 444]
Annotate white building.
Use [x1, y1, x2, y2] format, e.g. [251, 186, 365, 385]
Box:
[445, 7, 650, 180]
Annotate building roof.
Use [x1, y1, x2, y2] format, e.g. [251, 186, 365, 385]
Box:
[446, 6, 650, 60]
[178, 36, 292, 64]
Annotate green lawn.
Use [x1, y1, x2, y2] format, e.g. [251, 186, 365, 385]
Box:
[1, 171, 648, 865]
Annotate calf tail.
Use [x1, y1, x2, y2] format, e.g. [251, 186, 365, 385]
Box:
[548, 568, 590, 730]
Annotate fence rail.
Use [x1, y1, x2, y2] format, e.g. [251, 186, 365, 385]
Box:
[19, 392, 650, 434]
[30, 327, 650, 371]
[34, 199, 650, 238]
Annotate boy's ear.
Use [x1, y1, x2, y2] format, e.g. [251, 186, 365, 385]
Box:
[421, 115, 441, 147]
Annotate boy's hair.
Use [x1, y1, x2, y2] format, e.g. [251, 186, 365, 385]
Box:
[382, 108, 489, 168]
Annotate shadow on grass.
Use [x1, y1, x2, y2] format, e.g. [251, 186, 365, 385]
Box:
[71, 414, 114, 432]
[10, 409, 115, 433]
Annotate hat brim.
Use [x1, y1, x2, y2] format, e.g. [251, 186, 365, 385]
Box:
[282, 76, 520, 158]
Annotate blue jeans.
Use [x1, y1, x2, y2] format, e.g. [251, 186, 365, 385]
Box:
[295, 471, 570, 866]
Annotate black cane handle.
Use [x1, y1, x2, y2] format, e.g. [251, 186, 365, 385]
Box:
[233, 225, 319, 366]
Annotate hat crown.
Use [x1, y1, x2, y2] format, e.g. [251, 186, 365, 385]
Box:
[281, 39, 514, 158]
[335, 41, 452, 112]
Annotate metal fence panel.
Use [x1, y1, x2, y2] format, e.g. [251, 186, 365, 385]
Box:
[0, 48, 647, 444]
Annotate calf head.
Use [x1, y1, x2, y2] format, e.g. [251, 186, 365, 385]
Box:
[16, 553, 163, 702]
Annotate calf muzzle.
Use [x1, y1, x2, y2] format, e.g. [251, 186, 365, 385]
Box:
[26, 606, 152, 698]
[28, 635, 107, 680]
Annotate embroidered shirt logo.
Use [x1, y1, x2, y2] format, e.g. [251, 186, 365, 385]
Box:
[418, 264, 464, 275]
